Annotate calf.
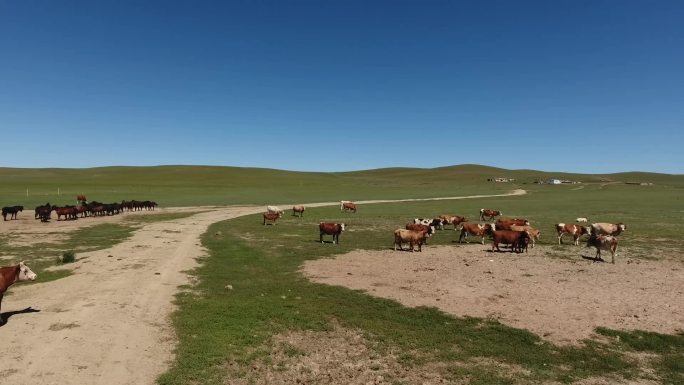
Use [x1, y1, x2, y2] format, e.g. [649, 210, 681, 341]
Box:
[459, 223, 495, 244]
[495, 218, 530, 230]
[262, 211, 282, 225]
[492, 230, 530, 253]
[394, 229, 429, 252]
[586, 235, 618, 264]
[320, 222, 345, 244]
[0, 262, 37, 324]
[479, 209, 501, 221]
[555, 223, 591, 245]
[438, 215, 467, 230]
[510, 225, 541, 248]
[292, 205, 305, 217]
[591, 223, 627, 236]
[576, 217, 588, 223]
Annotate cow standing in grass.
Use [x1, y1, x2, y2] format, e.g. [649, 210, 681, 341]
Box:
[0, 262, 37, 324]
[292, 205, 305, 217]
[320, 222, 345, 244]
[263, 212, 282, 225]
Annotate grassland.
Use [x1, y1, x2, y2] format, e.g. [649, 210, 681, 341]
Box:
[159, 181, 683, 385]
[2, 165, 682, 383]
[1, 164, 681, 207]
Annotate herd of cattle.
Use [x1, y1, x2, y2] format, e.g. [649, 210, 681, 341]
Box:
[262, 203, 627, 263]
[1, 199, 159, 223]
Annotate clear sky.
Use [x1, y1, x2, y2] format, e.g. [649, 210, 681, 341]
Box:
[1, 1, 682, 173]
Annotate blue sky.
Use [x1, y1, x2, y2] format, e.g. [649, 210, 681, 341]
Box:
[1, 1, 682, 173]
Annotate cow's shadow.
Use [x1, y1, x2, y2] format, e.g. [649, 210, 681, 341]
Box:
[581, 255, 606, 263]
[0, 307, 41, 327]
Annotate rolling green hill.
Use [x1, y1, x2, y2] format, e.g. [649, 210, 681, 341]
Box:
[0, 164, 681, 207]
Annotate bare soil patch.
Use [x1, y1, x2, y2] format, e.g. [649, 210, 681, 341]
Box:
[302, 244, 684, 344]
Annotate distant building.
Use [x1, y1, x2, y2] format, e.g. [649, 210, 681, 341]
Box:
[547, 179, 562, 185]
[488, 177, 515, 182]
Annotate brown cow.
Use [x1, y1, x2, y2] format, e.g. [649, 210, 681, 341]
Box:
[495, 218, 530, 230]
[292, 205, 305, 217]
[459, 223, 495, 244]
[586, 234, 618, 263]
[0, 262, 37, 324]
[54, 206, 78, 221]
[555, 223, 591, 245]
[394, 229, 429, 252]
[510, 225, 541, 248]
[319, 222, 345, 244]
[263, 211, 282, 225]
[492, 230, 530, 253]
[590, 223, 627, 237]
[479, 208, 502, 221]
[341, 201, 357, 213]
[405, 223, 434, 243]
[438, 215, 467, 230]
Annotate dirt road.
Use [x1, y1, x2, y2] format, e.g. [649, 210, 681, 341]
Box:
[0, 190, 525, 385]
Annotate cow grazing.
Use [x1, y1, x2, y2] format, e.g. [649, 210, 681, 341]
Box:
[292, 205, 305, 217]
[319, 222, 345, 244]
[510, 225, 541, 248]
[555, 223, 591, 245]
[586, 235, 618, 264]
[479, 209, 502, 221]
[2, 206, 23, 221]
[492, 230, 530, 253]
[591, 223, 627, 237]
[262, 211, 282, 225]
[438, 215, 467, 230]
[394, 229, 429, 252]
[266, 205, 284, 215]
[341, 201, 357, 213]
[0, 262, 37, 324]
[576, 217, 588, 223]
[459, 223, 495, 244]
[495, 218, 530, 231]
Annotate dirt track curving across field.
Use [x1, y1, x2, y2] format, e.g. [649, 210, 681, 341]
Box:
[0, 190, 526, 385]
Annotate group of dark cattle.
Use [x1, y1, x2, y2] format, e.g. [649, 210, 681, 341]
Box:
[2, 200, 158, 222]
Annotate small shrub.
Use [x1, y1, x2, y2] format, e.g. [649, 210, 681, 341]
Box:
[61, 251, 76, 264]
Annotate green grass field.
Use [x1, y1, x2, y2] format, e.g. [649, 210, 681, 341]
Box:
[2, 165, 682, 384]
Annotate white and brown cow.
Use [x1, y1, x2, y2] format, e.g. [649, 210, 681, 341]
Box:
[590, 223, 627, 236]
[340, 201, 357, 213]
[587, 235, 618, 264]
[438, 215, 467, 230]
[266, 205, 284, 215]
[479, 209, 502, 221]
[576, 217, 588, 223]
[555, 223, 591, 245]
[458, 223, 495, 244]
[320, 222, 345, 244]
[1, 262, 37, 324]
[292, 205, 305, 217]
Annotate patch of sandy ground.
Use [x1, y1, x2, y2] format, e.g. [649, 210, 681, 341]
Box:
[303, 244, 684, 345]
[0, 206, 263, 385]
